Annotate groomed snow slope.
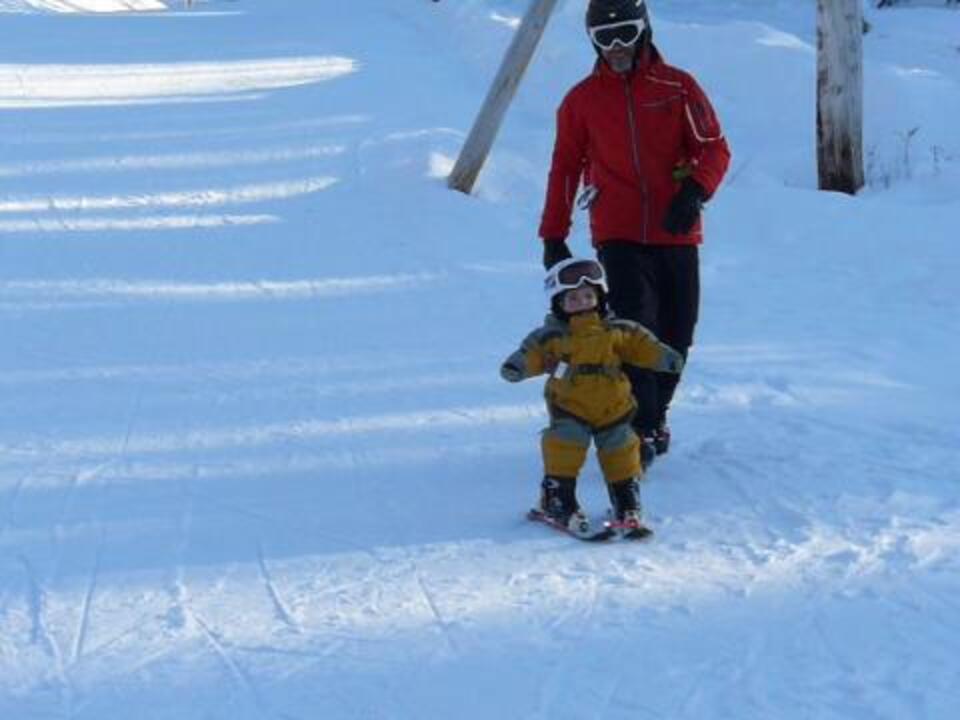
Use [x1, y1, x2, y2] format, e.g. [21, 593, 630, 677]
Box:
[0, 1, 958, 718]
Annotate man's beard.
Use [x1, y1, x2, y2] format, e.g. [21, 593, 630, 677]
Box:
[603, 47, 636, 74]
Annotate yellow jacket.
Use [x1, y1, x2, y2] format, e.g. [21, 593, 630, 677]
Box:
[501, 312, 683, 427]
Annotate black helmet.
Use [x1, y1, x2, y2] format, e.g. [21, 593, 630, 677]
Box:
[586, 0, 649, 27]
[585, 0, 653, 47]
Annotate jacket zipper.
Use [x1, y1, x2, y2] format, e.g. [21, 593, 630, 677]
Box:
[622, 75, 649, 243]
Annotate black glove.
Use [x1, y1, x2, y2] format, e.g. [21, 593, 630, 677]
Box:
[663, 178, 706, 235]
[542, 238, 572, 270]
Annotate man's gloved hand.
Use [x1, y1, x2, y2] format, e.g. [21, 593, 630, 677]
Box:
[542, 238, 572, 270]
[663, 178, 706, 235]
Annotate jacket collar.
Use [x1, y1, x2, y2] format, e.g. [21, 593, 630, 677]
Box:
[568, 311, 604, 332]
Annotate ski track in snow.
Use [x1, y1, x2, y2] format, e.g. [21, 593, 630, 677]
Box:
[255, 539, 300, 635]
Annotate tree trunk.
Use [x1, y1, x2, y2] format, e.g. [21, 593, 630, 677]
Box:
[448, 0, 559, 195]
[817, 0, 865, 194]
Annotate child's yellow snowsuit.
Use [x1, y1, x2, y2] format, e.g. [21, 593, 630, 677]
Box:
[501, 311, 683, 484]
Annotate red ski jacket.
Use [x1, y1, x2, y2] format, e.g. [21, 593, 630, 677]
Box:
[539, 50, 731, 247]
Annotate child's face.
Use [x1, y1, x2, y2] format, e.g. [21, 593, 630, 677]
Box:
[561, 285, 598, 314]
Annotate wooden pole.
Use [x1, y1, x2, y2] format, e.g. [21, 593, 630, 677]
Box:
[816, 0, 865, 194]
[447, 0, 560, 194]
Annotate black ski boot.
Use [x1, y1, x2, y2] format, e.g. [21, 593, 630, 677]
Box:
[640, 436, 657, 470]
[539, 476, 592, 538]
[633, 421, 658, 471]
[607, 478, 653, 540]
[652, 422, 671, 456]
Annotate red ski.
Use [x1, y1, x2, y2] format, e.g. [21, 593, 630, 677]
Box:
[526, 509, 616, 542]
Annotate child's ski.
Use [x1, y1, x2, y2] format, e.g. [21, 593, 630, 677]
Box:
[604, 519, 654, 541]
[527, 509, 616, 542]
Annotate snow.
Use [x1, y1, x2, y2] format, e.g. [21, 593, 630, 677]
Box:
[0, 57, 357, 109]
[1, 0, 958, 718]
[1, 0, 168, 12]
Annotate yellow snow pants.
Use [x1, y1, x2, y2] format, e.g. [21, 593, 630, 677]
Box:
[541, 412, 641, 484]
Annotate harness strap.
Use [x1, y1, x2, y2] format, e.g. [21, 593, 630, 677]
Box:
[566, 363, 623, 380]
[548, 404, 636, 434]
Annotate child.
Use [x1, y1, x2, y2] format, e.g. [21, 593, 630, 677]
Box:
[501, 258, 683, 539]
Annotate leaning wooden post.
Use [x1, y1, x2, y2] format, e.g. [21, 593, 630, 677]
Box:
[816, 0, 865, 194]
[448, 0, 560, 194]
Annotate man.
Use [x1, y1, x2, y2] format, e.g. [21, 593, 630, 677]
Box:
[539, 0, 730, 467]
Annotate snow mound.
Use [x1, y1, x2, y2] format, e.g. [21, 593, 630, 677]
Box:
[0, 0, 167, 13]
[0, 57, 357, 108]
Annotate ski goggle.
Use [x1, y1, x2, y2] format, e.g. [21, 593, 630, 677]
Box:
[588, 19, 647, 51]
[545, 259, 608, 299]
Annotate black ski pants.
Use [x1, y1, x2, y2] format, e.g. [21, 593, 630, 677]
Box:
[597, 241, 700, 436]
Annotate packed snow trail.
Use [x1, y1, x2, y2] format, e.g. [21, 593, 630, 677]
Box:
[1, 1, 958, 718]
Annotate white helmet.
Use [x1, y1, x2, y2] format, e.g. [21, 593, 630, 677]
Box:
[543, 257, 609, 303]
